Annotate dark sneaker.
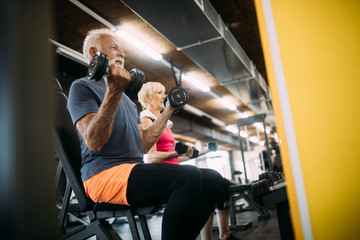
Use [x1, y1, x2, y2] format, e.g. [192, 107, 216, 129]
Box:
[226, 234, 240, 240]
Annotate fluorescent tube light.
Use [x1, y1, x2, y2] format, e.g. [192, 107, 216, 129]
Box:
[50, 39, 88, 66]
[116, 29, 162, 61]
[239, 131, 248, 138]
[211, 118, 226, 127]
[241, 113, 249, 118]
[226, 126, 238, 134]
[183, 104, 226, 128]
[254, 122, 271, 134]
[183, 104, 204, 117]
[183, 74, 210, 92]
[219, 98, 237, 111]
[56, 46, 88, 66]
[254, 122, 263, 129]
[249, 136, 259, 143]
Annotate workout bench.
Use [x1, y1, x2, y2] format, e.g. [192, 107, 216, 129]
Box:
[229, 184, 269, 225]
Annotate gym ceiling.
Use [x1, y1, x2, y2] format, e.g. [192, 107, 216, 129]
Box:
[52, 0, 274, 149]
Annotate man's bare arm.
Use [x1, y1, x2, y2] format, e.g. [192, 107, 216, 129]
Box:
[76, 64, 130, 152]
[76, 91, 122, 152]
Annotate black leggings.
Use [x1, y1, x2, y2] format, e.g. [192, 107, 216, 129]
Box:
[216, 177, 231, 210]
[126, 163, 223, 240]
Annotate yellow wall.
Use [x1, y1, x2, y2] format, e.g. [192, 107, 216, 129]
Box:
[255, 0, 360, 239]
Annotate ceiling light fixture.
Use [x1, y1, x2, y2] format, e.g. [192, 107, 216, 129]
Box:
[182, 104, 204, 117]
[50, 39, 88, 66]
[211, 118, 226, 127]
[116, 29, 163, 61]
[182, 104, 227, 128]
[241, 113, 249, 118]
[253, 122, 271, 134]
[182, 74, 210, 92]
[249, 136, 259, 143]
[219, 98, 237, 111]
[239, 131, 248, 138]
[226, 126, 238, 134]
[253, 122, 263, 129]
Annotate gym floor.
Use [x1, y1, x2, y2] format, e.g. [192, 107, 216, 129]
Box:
[110, 207, 281, 240]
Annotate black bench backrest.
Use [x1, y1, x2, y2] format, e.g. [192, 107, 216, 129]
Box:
[53, 79, 94, 211]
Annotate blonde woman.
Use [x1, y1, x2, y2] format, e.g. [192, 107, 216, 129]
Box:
[138, 82, 238, 240]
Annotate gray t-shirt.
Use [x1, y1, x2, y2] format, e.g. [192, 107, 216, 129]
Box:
[67, 77, 144, 181]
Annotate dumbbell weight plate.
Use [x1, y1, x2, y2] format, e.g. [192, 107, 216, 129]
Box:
[162, 97, 182, 114]
[175, 141, 188, 155]
[88, 51, 109, 81]
[125, 68, 145, 96]
[275, 172, 282, 181]
[167, 87, 189, 108]
[191, 147, 199, 158]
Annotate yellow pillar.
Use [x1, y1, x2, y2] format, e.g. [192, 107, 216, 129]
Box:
[254, 0, 360, 239]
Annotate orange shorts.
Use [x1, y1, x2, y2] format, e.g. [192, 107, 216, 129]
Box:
[83, 163, 138, 206]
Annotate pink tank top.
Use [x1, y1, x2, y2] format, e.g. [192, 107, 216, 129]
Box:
[156, 128, 180, 165]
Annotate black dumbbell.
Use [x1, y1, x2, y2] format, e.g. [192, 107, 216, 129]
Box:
[273, 171, 285, 184]
[162, 96, 182, 114]
[191, 147, 199, 158]
[175, 141, 188, 155]
[175, 141, 199, 158]
[259, 171, 285, 186]
[162, 87, 188, 112]
[259, 172, 275, 186]
[87, 51, 145, 96]
[251, 179, 271, 197]
[208, 141, 218, 152]
[167, 87, 189, 108]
